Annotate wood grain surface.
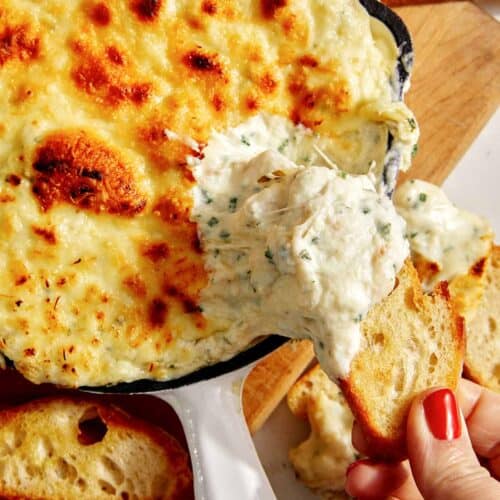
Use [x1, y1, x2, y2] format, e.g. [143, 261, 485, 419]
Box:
[398, 1, 500, 186]
[242, 1, 500, 434]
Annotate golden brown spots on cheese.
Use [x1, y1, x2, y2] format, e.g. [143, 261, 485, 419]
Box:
[24, 347, 36, 356]
[130, 0, 162, 23]
[179, 49, 231, 119]
[0, 21, 40, 67]
[281, 14, 296, 34]
[148, 297, 168, 328]
[32, 130, 146, 216]
[201, 0, 217, 15]
[245, 95, 260, 111]
[261, 0, 287, 19]
[164, 286, 206, 330]
[6, 174, 21, 186]
[106, 46, 124, 65]
[71, 40, 152, 107]
[258, 72, 278, 94]
[88, 2, 112, 26]
[165, 286, 202, 314]
[288, 67, 350, 127]
[15, 275, 29, 286]
[298, 55, 318, 68]
[11, 84, 34, 105]
[163, 255, 206, 309]
[32, 226, 57, 245]
[123, 274, 147, 298]
[0, 194, 15, 203]
[187, 17, 204, 31]
[182, 50, 225, 79]
[56, 277, 67, 287]
[142, 242, 170, 262]
[212, 93, 225, 112]
[471, 257, 487, 277]
[138, 121, 197, 179]
[153, 194, 192, 225]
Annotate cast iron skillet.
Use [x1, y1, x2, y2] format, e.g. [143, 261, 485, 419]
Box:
[85, 0, 414, 396]
[6, 3, 414, 499]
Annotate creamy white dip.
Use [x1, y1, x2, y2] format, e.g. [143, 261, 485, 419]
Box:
[394, 179, 492, 290]
[190, 115, 408, 379]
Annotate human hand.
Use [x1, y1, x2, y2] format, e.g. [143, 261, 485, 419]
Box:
[345, 379, 500, 499]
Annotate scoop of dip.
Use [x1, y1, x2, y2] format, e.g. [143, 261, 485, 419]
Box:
[190, 115, 409, 379]
[394, 179, 492, 290]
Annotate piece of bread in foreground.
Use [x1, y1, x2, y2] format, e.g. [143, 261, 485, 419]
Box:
[464, 245, 500, 392]
[287, 364, 357, 499]
[0, 396, 193, 500]
[339, 260, 465, 459]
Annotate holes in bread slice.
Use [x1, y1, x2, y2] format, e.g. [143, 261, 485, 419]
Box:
[98, 479, 117, 495]
[488, 316, 497, 334]
[77, 407, 108, 445]
[494, 364, 500, 381]
[428, 352, 438, 374]
[76, 477, 87, 491]
[55, 457, 78, 481]
[101, 455, 125, 486]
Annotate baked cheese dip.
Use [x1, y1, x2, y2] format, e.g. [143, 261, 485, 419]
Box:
[394, 179, 493, 290]
[0, 0, 416, 386]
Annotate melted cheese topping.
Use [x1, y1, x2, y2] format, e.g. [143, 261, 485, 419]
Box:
[394, 179, 493, 290]
[0, 0, 416, 386]
[192, 115, 409, 379]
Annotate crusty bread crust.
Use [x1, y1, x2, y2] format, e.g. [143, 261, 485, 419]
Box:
[339, 260, 465, 460]
[464, 245, 500, 392]
[0, 396, 193, 500]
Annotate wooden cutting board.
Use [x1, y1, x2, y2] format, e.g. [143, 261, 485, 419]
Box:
[242, 0, 500, 434]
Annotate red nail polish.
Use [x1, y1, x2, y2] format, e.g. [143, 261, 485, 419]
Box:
[423, 388, 461, 440]
[345, 458, 375, 477]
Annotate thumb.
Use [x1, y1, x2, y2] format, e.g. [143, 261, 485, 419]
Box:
[407, 387, 500, 500]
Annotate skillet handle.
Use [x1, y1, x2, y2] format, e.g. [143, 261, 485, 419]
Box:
[157, 365, 276, 500]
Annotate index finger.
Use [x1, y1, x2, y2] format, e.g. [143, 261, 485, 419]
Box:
[456, 378, 500, 461]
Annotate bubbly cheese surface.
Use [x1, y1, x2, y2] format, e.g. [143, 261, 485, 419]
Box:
[394, 179, 493, 290]
[0, 0, 416, 386]
[192, 115, 409, 379]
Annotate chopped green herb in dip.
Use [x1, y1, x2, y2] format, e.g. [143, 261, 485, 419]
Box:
[190, 114, 409, 379]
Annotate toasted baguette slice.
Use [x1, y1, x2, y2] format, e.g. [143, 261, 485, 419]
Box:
[287, 363, 356, 498]
[243, 339, 314, 434]
[0, 396, 193, 500]
[464, 245, 500, 392]
[339, 260, 464, 459]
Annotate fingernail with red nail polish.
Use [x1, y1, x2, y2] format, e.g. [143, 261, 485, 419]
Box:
[345, 458, 375, 477]
[423, 388, 461, 440]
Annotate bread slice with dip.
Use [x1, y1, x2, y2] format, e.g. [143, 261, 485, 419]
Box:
[340, 259, 464, 459]
[286, 260, 464, 493]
